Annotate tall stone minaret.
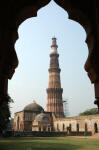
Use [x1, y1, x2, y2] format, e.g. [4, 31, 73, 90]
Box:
[46, 37, 64, 118]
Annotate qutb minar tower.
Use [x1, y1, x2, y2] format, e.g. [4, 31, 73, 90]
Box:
[46, 37, 64, 118]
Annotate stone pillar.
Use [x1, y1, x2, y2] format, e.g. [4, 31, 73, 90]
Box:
[0, 27, 18, 109]
[0, 77, 8, 108]
[84, 1, 99, 109]
[85, 30, 99, 109]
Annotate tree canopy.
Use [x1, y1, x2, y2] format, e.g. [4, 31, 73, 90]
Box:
[79, 108, 99, 116]
[0, 95, 13, 135]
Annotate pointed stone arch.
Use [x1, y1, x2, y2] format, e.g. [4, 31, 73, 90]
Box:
[85, 123, 88, 132]
[94, 123, 98, 133]
[76, 123, 79, 132]
[0, 0, 99, 109]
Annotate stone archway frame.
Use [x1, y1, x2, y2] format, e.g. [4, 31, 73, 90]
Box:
[0, 0, 99, 108]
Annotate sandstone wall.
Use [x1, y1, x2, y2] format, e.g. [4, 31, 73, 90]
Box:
[53, 115, 99, 134]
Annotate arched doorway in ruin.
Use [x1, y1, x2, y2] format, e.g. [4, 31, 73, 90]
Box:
[17, 116, 20, 131]
[94, 123, 98, 133]
[77, 123, 79, 132]
[62, 123, 65, 131]
[85, 123, 88, 132]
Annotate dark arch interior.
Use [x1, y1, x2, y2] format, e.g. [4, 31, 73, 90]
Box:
[94, 123, 98, 133]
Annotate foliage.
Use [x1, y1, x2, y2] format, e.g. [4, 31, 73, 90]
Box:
[7, 118, 14, 131]
[79, 108, 99, 116]
[0, 95, 13, 136]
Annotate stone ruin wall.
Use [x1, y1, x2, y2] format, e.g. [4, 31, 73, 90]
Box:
[13, 111, 24, 131]
[53, 115, 99, 135]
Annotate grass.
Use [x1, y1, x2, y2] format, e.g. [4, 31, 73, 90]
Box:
[0, 137, 99, 150]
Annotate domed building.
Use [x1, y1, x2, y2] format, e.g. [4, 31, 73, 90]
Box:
[23, 100, 43, 112]
[13, 101, 44, 131]
[13, 38, 99, 135]
[32, 113, 53, 132]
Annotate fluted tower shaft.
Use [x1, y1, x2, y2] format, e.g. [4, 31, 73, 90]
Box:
[46, 38, 64, 118]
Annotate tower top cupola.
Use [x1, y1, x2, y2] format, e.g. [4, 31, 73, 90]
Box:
[51, 37, 58, 54]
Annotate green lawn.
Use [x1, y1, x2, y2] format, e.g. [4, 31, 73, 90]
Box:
[0, 137, 99, 150]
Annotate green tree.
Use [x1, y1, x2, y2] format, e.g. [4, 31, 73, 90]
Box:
[0, 95, 13, 136]
[79, 108, 99, 116]
[7, 118, 14, 131]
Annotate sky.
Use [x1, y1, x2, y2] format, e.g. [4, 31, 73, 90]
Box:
[8, 0, 95, 118]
